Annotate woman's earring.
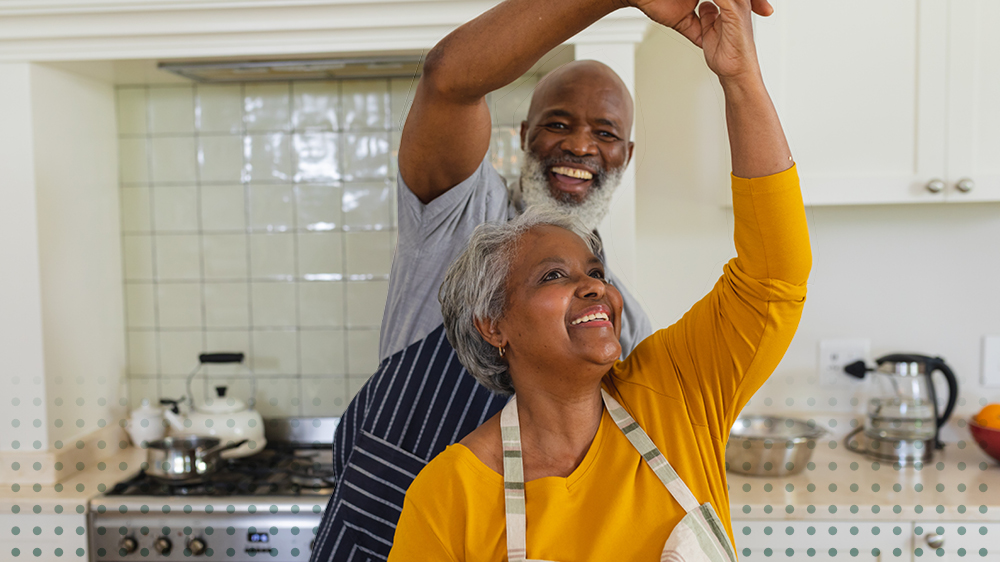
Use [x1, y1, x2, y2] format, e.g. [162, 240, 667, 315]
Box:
[498, 345, 506, 358]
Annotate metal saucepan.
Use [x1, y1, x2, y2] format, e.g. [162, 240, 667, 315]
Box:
[146, 435, 248, 482]
[726, 416, 826, 477]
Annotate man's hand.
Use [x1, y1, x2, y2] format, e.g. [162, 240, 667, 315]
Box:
[632, 0, 772, 48]
[698, 0, 762, 81]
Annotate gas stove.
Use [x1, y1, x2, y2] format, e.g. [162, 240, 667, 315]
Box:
[89, 418, 337, 562]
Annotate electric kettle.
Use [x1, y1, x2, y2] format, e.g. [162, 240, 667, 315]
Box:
[843, 354, 958, 464]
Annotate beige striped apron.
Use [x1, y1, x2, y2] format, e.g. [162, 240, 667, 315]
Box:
[501, 389, 738, 562]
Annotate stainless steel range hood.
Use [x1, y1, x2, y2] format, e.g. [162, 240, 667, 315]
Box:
[159, 56, 423, 83]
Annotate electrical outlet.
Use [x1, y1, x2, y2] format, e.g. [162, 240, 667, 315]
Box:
[983, 335, 1000, 387]
[818, 339, 870, 386]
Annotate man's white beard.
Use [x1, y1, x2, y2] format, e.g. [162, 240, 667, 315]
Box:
[517, 151, 624, 232]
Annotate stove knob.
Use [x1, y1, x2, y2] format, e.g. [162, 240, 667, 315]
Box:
[154, 537, 172, 555]
[119, 536, 138, 555]
[188, 537, 207, 556]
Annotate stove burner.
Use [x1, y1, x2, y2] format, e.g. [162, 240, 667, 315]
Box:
[107, 448, 335, 497]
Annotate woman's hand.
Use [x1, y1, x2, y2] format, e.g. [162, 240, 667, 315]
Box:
[698, 0, 764, 83]
[630, 0, 772, 50]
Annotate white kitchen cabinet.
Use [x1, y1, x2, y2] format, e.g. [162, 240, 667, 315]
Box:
[912, 522, 1000, 561]
[733, 520, 914, 560]
[754, 0, 1000, 205]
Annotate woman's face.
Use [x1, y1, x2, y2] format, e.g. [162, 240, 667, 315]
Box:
[488, 225, 624, 385]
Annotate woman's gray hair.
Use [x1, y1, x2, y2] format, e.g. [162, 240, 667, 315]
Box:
[438, 207, 602, 395]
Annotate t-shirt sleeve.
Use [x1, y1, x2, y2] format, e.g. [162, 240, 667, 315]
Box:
[613, 165, 810, 440]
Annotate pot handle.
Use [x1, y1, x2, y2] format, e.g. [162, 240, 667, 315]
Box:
[202, 439, 250, 458]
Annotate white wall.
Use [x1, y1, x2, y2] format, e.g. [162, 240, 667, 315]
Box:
[32, 63, 126, 446]
[633, 28, 1000, 419]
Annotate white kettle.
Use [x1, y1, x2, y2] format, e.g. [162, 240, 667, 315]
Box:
[162, 352, 266, 458]
[125, 398, 167, 446]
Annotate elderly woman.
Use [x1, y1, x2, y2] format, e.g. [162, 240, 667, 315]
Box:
[387, 0, 810, 559]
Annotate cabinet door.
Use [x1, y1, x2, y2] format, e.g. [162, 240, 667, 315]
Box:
[945, 0, 1000, 202]
[733, 520, 913, 560]
[755, 0, 947, 205]
[912, 522, 1000, 561]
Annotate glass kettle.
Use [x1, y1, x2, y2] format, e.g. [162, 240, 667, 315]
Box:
[844, 354, 958, 463]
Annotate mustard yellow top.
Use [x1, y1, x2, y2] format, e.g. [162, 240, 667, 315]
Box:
[388, 166, 811, 562]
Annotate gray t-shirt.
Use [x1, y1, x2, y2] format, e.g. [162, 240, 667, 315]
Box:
[379, 158, 652, 362]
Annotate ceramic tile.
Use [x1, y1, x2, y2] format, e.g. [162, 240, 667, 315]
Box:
[201, 184, 246, 232]
[296, 184, 341, 231]
[342, 133, 389, 180]
[250, 331, 299, 376]
[301, 375, 349, 416]
[248, 184, 294, 232]
[342, 182, 391, 230]
[253, 375, 301, 416]
[293, 132, 341, 183]
[204, 282, 250, 328]
[127, 331, 157, 376]
[344, 231, 393, 277]
[389, 77, 417, 131]
[152, 185, 199, 232]
[127, 377, 158, 409]
[244, 83, 291, 132]
[120, 187, 151, 233]
[119, 137, 149, 185]
[196, 84, 244, 134]
[161, 374, 207, 406]
[298, 281, 344, 328]
[155, 235, 201, 280]
[250, 233, 295, 279]
[202, 234, 248, 279]
[489, 77, 537, 129]
[299, 330, 346, 376]
[293, 81, 340, 131]
[150, 136, 198, 184]
[342, 79, 389, 131]
[198, 135, 244, 183]
[122, 235, 154, 281]
[250, 282, 297, 327]
[346, 329, 380, 375]
[203, 331, 252, 377]
[156, 284, 203, 328]
[297, 232, 343, 280]
[346, 281, 388, 328]
[347, 375, 372, 399]
[158, 330, 205, 376]
[244, 133, 291, 182]
[125, 284, 155, 328]
[148, 86, 195, 134]
[389, 129, 402, 179]
[117, 88, 148, 136]
[490, 127, 522, 177]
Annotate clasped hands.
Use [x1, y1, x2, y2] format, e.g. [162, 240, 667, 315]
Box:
[629, 0, 773, 81]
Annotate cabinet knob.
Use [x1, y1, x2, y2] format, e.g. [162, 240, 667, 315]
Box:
[926, 179, 945, 193]
[188, 537, 207, 556]
[119, 536, 138, 555]
[926, 533, 945, 549]
[956, 178, 975, 193]
[153, 537, 171, 555]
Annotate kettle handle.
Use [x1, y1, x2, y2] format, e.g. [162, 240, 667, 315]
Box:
[930, 358, 959, 430]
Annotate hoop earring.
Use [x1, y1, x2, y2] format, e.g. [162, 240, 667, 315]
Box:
[498, 345, 506, 358]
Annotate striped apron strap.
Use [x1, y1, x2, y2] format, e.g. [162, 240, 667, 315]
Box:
[501, 395, 528, 562]
[600, 389, 701, 513]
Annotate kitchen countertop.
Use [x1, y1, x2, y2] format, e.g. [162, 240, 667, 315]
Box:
[728, 415, 1000, 522]
[0, 447, 146, 515]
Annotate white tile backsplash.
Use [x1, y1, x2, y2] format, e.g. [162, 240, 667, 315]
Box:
[150, 136, 198, 183]
[117, 79, 433, 417]
[152, 185, 199, 232]
[148, 86, 195, 134]
[196, 84, 244, 134]
[156, 283, 203, 328]
[198, 135, 244, 183]
[154, 235, 201, 280]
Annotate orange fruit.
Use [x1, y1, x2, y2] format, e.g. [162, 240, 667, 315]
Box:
[974, 404, 1000, 429]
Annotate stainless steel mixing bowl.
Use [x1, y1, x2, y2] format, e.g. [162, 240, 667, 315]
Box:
[726, 415, 826, 476]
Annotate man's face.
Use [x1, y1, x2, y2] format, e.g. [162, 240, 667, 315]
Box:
[518, 65, 634, 229]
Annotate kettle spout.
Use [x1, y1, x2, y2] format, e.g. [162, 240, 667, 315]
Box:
[162, 409, 186, 432]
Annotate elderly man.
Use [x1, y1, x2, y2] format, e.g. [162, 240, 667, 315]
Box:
[309, 0, 771, 558]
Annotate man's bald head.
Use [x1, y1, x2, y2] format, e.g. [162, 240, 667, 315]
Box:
[525, 60, 634, 139]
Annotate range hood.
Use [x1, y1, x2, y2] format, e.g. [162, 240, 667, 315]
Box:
[159, 56, 423, 83]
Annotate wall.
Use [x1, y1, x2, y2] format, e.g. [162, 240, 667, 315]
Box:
[633, 27, 1000, 419]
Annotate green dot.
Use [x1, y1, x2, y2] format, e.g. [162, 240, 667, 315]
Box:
[742, 549, 751, 557]
[871, 548, 880, 557]
[872, 526, 881, 535]
[742, 526, 751, 536]
[785, 505, 794, 514]
[807, 484, 816, 492]
[54, 548, 63, 557]
[227, 548, 236, 556]
[828, 548, 837, 557]
[785, 526, 794, 535]
[785, 548, 794, 557]
[76, 527, 85, 535]
[292, 549, 300, 557]
[981, 549, 988, 557]
[76, 548, 84, 556]
[764, 548, 772, 556]
[981, 484, 989, 492]
[807, 548, 816, 556]
[33, 549, 41, 557]
[807, 526, 816, 536]
[958, 548, 967, 556]
[764, 526, 773, 535]
[980, 505, 988, 514]
[850, 483, 858, 492]
[893, 548, 901, 557]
